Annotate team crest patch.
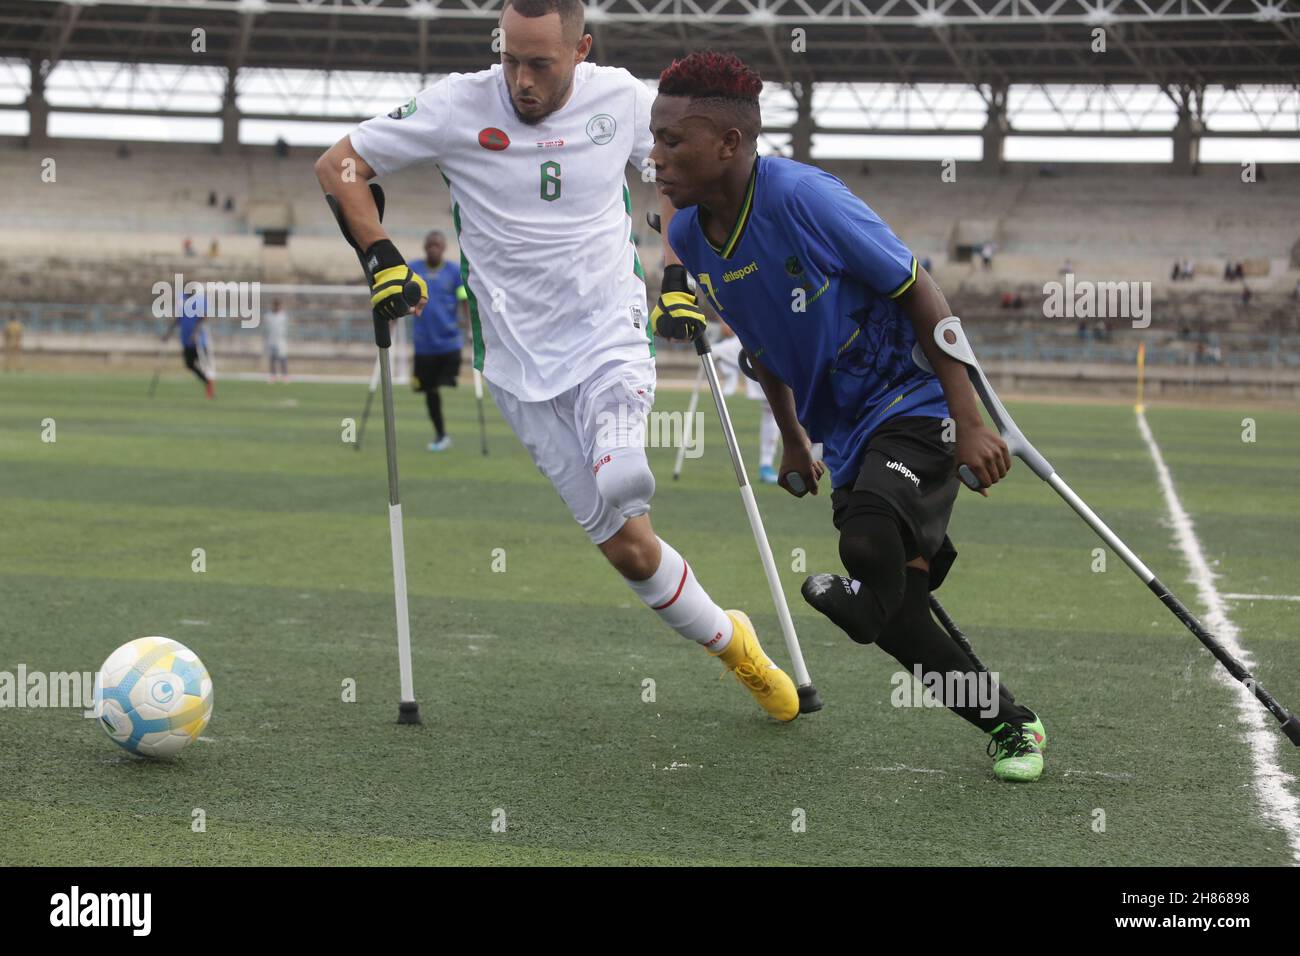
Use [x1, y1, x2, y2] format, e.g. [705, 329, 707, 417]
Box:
[388, 98, 417, 120]
[586, 113, 616, 145]
[479, 127, 510, 151]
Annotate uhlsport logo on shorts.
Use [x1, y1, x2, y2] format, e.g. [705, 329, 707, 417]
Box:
[886, 459, 921, 489]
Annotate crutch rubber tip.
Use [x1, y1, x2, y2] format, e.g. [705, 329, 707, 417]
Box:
[397, 701, 423, 726]
[1280, 713, 1300, 746]
[797, 684, 823, 714]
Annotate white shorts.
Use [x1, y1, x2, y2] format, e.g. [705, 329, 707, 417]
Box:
[489, 357, 656, 545]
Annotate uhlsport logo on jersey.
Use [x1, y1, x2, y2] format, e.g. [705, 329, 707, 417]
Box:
[388, 98, 417, 120]
[586, 113, 616, 145]
[886, 459, 921, 489]
[723, 261, 759, 283]
[479, 127, 510, 151]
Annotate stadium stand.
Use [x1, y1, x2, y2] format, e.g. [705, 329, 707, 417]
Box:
[2, 137, 1297, 395]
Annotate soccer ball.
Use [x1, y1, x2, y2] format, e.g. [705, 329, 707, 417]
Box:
[93, 636, 213, 758]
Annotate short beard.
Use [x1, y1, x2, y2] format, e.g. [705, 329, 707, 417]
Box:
[510, 75, 572, 126]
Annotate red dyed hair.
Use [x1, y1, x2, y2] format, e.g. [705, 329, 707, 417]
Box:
[658, 52, 763, 102]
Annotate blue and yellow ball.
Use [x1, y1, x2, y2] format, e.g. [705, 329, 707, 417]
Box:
[93, 636, 213, 758]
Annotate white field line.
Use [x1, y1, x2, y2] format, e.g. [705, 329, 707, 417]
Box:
[1136, 410, 1300, 864]
[1224, 594, 1300, 603]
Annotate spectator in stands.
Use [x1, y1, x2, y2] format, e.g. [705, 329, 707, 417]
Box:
[1171, 261, 1182, 281]
[264, 297, 290, 383]
[920, 256, 933, 273]
[1241, 284, 1252, 308]
[275, 137, 289, 159]
[1060, 258, 1073, 276]
[981, 241, 995, 270]
[223, 196, 234, 212]
[407, 230, 468, 453]
[1207, 334, 1223, 365]
[208, 191, 217, 207]
[3, 316, 22, 373]
[208, 238, 220, 258]
[1233, 262, 1245, 280]
[1182, 258, 1195, 280]
[182, 237, 195, 257]
[1223, 261, 1234, 282]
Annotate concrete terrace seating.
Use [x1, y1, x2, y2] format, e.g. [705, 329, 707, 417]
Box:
[2, 139, 1297, 294]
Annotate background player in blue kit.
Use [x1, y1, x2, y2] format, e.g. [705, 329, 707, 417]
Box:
[648, 51, 1049, 781]
[162, 287, 214, 399]
[407, 230, 468, 451]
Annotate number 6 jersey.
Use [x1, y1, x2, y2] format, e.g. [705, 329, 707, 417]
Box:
[351, 62, 657, 401]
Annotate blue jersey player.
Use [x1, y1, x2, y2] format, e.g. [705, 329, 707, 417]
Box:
[407, 230, 467, 451]
[648, 52, 1047, 782]
[162, 287, 214, 399]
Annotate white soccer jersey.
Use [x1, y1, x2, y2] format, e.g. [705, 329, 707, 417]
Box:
[351, 62, 657, 401]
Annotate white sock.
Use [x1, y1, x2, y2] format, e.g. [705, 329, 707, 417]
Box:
[759, 404, 779, 469]
[625, 538, 733, 652]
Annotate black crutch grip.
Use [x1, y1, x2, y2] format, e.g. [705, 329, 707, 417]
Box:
[1282, 713, 1300, 746]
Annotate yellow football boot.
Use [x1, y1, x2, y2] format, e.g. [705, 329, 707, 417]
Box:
[713, 610, 799, 722]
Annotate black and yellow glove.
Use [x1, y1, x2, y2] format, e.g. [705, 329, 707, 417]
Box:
[650, 264, 707, 341]
[364, 240, 428, 323]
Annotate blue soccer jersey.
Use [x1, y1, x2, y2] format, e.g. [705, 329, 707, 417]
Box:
[668, 156, 948, 487]
[408, 259, 464, 356]
[179, 292, 205, 348]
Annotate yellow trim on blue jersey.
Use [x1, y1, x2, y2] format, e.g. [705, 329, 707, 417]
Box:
[835, 327, 860, 357]
[705, 158, 758, 260]
[887, 256, 919, 298]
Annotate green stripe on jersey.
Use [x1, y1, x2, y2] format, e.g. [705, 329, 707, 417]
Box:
[624, 183, 653, 356]
[449, 195, 486, 371]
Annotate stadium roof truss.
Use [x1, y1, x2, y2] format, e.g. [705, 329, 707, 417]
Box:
[0, 0, 1297, 144]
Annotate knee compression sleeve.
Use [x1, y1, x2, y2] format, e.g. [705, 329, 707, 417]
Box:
[837, 512, 908, 641]
[594, 449, 656, 520]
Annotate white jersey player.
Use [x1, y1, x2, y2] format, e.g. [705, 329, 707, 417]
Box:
[316, 0, 799, 721]
[712, 329, 780, 485]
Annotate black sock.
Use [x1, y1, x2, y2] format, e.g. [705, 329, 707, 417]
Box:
[425, 388, 445, 439]
[877, 568, 1034, 733]
[185, 354, 208, 384]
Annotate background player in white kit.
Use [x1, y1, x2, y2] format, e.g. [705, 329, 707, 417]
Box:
[712, 325, 780, 485]
[315, 0, 799, 721]
[263, 297, 290, 383]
